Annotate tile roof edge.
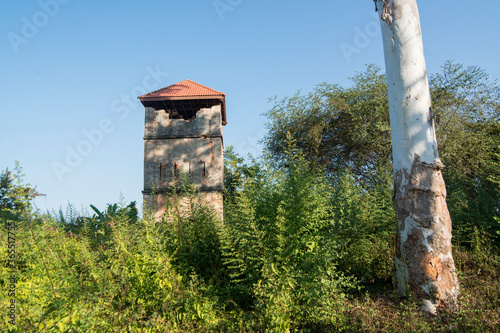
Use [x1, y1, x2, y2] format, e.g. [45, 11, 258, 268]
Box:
[137, 79, 225, 99]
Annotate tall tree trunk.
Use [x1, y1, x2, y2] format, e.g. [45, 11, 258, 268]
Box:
[374, 0, 459, 313]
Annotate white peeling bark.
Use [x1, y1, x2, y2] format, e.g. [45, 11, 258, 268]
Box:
[375, 0, 459, 313]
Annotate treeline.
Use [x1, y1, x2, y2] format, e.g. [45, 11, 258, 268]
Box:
[263, 61, 500, 245]
[0, 62, 499, 332]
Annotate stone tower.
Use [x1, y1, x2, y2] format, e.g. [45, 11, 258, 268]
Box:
[138, 79, 226, 219]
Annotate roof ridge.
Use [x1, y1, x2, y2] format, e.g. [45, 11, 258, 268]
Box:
[138, 79, 225, 99]
[183, 79, 225, 95]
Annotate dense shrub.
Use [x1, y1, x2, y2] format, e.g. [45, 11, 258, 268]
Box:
[1, 147, 499, 331]
[0, 209, 223, 332]
[220, 136, 401, 331]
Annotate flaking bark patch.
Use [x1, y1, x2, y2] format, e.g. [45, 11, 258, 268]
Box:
[394, 155, 459, 312]
[375, 0, 418, 24]
[375, 0, 393, 25]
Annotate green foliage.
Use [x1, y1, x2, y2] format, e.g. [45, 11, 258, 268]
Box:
[155, 181, 225, 288]
[430, 61, 500, 245]
[263, 64, 391, 187]
[89, 200, 138, 225]
[0, 162, 40, 221]
[263, 61, 500, 246]
[221, 135, 357, 331]
[2, 61, 500, 331]
[223, 145, 246, 201]
[488, 145, 500, 238]
[332, 164, 395, 284]
[0, 210, 223, 332]
[0, 154, 498, 332]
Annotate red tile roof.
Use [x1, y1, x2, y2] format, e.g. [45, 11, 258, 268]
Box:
[138, 79, 225, 99]
[138, 79, 227, 125]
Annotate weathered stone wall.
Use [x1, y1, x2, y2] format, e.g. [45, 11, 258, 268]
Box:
[144, 105, 223, 138]
[143, 191, 223, 221]
[143, 105, 224, 220]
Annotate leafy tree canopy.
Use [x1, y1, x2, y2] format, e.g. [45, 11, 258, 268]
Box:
[263, 64, 391, 188]
[264, 61, 499, 183]
[262, 61, 500, 242]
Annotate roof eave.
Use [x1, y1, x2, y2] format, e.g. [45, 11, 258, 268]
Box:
[138, 95, 225, 102]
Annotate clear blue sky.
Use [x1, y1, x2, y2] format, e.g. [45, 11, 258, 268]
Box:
[1, 1, 499, 214]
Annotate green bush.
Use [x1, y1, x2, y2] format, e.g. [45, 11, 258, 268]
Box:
[0, 211, 223, 332]
[221, 135, 357, 331]
[0, 162, 40, 221]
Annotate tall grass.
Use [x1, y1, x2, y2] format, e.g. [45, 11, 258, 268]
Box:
[1, 143, 499, 332]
